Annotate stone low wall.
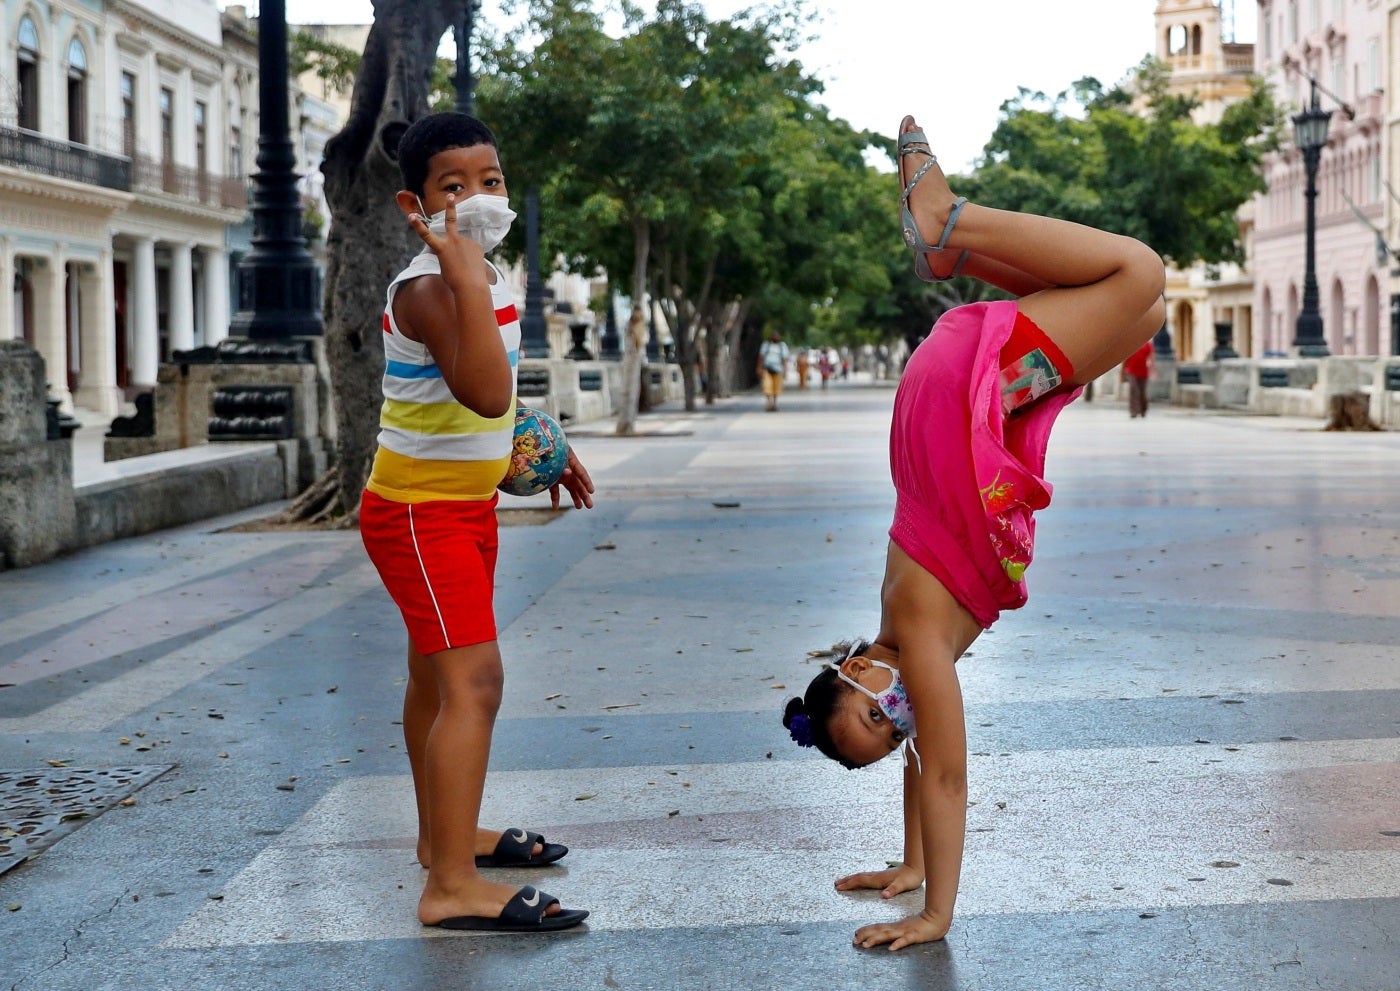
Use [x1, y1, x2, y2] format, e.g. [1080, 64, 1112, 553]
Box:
[1369, 360, 1400, 426]
[0, 343, 77, 569]
[1, 339, 299, 571]
[517, 358, 617, 426]
[1170, 355, 1400, 427]
[72, 443, 295, 552]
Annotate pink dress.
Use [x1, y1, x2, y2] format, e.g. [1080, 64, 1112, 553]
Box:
[888, 300, 1081, 628]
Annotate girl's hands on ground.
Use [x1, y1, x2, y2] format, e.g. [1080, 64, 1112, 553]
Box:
[550, 448, 595, 510]
[853, 909, 950, 952]
[835, 862, 924, 899]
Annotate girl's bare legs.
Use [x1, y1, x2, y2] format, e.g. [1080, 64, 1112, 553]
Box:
[900, 115, 1165, 385]
[405, 643, 545, 868]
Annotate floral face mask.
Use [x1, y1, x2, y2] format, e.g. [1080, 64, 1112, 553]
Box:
[831, 657, 917, 740]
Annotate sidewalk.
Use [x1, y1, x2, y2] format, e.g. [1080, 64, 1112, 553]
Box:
[4, 383, 1399, 990]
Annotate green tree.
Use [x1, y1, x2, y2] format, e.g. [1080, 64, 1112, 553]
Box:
[482, 0, 902, 413]
[289, 30, 362, 97]
[964, 59, 1283, 268]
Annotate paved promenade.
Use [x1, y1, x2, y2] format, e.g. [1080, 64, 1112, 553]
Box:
[3, 381, 1399, 990]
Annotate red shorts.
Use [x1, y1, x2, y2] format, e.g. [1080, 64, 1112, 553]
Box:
[998, 309, 1076, 414]
[359, 490, 499, 655]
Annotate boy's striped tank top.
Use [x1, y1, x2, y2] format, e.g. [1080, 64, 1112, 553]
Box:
[365, 253, 520, 503]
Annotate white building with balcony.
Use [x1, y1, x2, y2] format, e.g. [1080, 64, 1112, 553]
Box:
[0, 0, 342, 419]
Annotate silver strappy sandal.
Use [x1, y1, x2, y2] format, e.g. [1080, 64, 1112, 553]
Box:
[898, 127, 969, 283]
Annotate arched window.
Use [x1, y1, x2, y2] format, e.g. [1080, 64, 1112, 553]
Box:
[1191, 25, 1202, 56]
[67, 38, 88, 144]
[1167, 24, 1187, 55]
[17, 16, 40, 131]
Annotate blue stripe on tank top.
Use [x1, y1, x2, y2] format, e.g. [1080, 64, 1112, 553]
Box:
[385, 360, 442, 379]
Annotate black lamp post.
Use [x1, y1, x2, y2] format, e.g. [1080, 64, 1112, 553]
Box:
[453, 1, 482, 115]
[1291, 82, 1332, 357]
[519, 188, 551, 357]
[228, 0, 321, 339]
[599, 292, 621, 359]
[450, 1, 548, 359]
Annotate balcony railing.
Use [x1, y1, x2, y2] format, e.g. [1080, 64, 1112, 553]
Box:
[0, 127, 131, 191]
[131, 154, 248, 210]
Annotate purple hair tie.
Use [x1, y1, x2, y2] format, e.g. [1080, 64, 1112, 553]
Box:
[788, 713, 815, 748]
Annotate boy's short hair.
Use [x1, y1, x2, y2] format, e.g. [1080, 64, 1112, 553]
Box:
[396, 112, 498, 195]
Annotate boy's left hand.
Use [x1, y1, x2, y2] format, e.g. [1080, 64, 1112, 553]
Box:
[853, 908, 950, 951]
[550, 448, 595, 510]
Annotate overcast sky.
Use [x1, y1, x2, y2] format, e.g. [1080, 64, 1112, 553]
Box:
[234, 0, 1259, 174]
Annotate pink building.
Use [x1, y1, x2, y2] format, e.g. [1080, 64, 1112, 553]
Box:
[1252, 0, 1390, 357]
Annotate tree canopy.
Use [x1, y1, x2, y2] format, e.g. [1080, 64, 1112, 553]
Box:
[962, 59, 1284, 268]
[459, 12, 1280, 414]
[308, 2, 1284, 500]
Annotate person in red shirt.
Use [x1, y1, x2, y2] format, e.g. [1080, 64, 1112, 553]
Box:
[1121, 338, 1156, 417]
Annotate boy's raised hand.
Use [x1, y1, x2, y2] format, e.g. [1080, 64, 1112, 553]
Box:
[409, 193, 484, 292]
[550, 448, 595, 511]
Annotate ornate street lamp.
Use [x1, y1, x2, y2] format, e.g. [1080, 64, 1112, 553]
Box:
[453, 1, 482, 115]
[228, 0, 321, 340]
[449, 2, 548, 358]
[519, 188, 551, 357]
[1291, 81, 1332, 357]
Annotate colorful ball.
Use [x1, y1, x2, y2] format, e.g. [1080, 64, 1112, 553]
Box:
[498, 406, 569, 497]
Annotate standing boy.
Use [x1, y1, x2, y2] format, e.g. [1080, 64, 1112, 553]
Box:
[359, 113, 593, 932]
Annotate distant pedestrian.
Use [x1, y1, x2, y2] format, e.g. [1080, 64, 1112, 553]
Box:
[817, 349, 834, 389]
[781, 112, 1165, 952]
[757, 330, 791, 411]
[1122, 338, 1155, 417]
[359, 112, 593, 934]
[796, 348, 810, 389]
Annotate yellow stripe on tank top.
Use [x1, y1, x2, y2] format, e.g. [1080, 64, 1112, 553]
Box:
[381, 397, 513, 436]
[365, 446, 510, 503]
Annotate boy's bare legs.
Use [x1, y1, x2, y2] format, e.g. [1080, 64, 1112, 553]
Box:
[411, 640, 563, 924]
[404, 643, 546, 868]
[899, 115, 1165, 384]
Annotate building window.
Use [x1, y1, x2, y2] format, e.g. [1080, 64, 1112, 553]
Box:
[1368, 39, 1380, 93]
[160, 88, 174, 165]
[121, 72, 137, 158]
[1308, 0, 1319, 32]
[1331, 57, 1344, 101]
[194, 101, 208, 176]
[230, 125, 243, 178]
[66, 39, 88, 145]
[1287, 1, 1298, 43]
[1263, 15, 1272, 59]
[17, 17, 40, 132]
[1167, 24, 1187, 55]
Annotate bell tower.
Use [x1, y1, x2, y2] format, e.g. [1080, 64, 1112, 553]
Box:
[1153, 0, 1254, 124]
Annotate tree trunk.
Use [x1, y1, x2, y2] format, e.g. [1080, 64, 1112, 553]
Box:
[318, 0, 463, 517]
[721, 300, 749, 398]
[1324, 392, 1381, 431]
[615, 217, 649, 435]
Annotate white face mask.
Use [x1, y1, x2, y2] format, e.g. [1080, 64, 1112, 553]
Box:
[416, 192, 516, 252]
